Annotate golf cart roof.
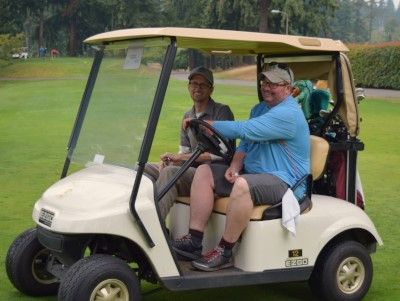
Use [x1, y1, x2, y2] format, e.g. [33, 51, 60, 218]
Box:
[85, 27, 360, 137]
[84, 27, 348, 55]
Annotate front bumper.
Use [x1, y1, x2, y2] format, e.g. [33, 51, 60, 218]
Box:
[37, 226, 90, 266]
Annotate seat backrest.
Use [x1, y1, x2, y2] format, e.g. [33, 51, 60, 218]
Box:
[310, 135, 329, 180]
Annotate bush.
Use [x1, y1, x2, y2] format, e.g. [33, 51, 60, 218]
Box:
[0, 33, 25, 60]
[348, 42, 400, 90]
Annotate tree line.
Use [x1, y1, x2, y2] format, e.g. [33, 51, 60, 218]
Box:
[1, 0, 399, 58]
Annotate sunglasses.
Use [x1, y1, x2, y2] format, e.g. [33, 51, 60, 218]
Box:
[188, 81, 211, 89]
[260, 81, 288, 89]
[267, 62, 293, 84]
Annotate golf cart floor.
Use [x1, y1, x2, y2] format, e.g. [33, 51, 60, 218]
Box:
[166, 259, 311, 290]
[178, 259, 242, 276]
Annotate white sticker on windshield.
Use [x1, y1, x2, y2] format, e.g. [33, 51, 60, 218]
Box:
[93, 154, 105, 164]
[123, 47, 143, 69]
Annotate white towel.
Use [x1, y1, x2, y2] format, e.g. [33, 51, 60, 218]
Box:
[281, 188, 300, 236]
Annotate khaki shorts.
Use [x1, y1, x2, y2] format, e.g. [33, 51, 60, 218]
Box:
[210, 164, 288, 206]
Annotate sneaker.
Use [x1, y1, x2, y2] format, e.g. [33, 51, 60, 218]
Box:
[171, 234, 202, 260]
[191, 246, 233, 271]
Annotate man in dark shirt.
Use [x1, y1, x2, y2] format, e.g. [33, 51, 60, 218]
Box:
[156, 66, 234, 220]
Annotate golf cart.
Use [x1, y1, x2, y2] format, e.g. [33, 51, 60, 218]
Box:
[6, 28, 382, 301]
[11, 47, 29, 59]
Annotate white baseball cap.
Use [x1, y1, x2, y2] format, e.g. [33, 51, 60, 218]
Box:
[260, 63, 294, 86]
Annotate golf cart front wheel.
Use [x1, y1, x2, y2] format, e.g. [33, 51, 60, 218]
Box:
[6, 227, 59, 296]
[58, 254, 140, 301]
[309, 240, 373, 301]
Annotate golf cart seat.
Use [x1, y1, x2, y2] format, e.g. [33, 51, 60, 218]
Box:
[175, 135, 330, 220]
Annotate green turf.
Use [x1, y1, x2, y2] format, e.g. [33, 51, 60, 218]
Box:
[356, 99, 400, 299]
[0, 57, 92, 78]
[0, 63, 399, 300]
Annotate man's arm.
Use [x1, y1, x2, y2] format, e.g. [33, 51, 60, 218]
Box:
[164, 101, 237, 167]
[212, 107, 296, 142]
[163, 115, 218, 166]
[161, 152, 216, 164]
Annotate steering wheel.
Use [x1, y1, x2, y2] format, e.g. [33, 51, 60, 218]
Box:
[155, 119, 234, 203]
[188, 119, 234, 162]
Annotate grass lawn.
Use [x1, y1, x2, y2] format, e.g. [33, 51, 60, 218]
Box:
[0, 57, 92, 78]
[0, 58, 399, 300]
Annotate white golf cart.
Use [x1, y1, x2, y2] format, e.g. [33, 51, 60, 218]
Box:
[6, 28, 382, 301]
[11, 47, 29, 59]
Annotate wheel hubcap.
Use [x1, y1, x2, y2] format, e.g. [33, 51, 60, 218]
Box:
[337, 256, 365, 294]
[32, 249, 57, 284]
[90, 279, 129, 301]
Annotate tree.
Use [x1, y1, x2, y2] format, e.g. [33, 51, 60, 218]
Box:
[0, 0, 60, 55]
[103, 0, 160, 29]
[2, 0, 400, 59]
[259, 0, 272, 32]
[329, 0, 356, 41]
[162, 0, 208, 68]
[329, 0, 371, 43]
[0, 0, 27, 35]
[367, 0, 380, 40]
[381, 0, 398, 40]
[59, 0, 161, 56]
[353, 0, 370, 42]
[267, 0, 338, 36]
[59, 0, 79, 56]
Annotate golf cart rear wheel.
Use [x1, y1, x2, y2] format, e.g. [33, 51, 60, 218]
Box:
[6, 227, 59, 296]
[58, 254, 140, 301]
[309, 240, 372, 301]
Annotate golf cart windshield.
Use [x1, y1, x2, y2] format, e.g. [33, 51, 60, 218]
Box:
[69, 38, 169, 171]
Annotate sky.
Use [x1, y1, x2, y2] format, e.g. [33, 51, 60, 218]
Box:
[394, 0, 399, 9]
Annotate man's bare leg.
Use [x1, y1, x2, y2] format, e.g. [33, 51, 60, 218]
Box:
[189, 164, 215, 232]
[223, 177, 253, 243]
[191, 177, 253, 271]
[171, 164, 215, 260]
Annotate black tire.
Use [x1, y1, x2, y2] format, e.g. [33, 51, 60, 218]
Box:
[58, 254, 141, 301]
[309, 240, 373, 301]
[6, 227, 59, 296]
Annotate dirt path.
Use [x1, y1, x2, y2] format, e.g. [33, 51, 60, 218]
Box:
[363, 88, 400, 99]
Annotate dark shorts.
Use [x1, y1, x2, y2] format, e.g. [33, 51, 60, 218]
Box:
[210, 164, 289, 206]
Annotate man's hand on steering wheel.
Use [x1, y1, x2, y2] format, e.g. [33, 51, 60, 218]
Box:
[187, 119, 234, 163]
[183, 118, 213, 130]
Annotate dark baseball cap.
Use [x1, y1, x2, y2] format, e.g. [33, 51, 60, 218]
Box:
[188, 66, 214, 86]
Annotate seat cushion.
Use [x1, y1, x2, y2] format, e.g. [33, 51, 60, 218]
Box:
[175, 195, 312, 221]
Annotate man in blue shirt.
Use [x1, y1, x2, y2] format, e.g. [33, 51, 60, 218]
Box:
[172, 63, 310, 272]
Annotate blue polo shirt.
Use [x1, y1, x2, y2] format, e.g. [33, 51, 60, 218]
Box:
[213, 96, 310, 188]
